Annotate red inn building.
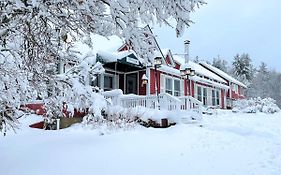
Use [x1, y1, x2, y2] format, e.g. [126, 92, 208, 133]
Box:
[90, 33, 246, 110]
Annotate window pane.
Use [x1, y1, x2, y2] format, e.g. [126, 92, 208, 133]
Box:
[104, 75, 113, 90]
[216, 90, 220, 105]
[197, 86, 202, 101]
[174, 80, 180, 91]
[165, 78, 172, 95]
[165, 78, 172, 90]
[203, 88, 207, 106]
[212, 90, 216, 106]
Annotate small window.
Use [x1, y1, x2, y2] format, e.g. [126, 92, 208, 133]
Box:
[212, 89, 220, 106]
[165, 78, 173, 95]
[216, 90, 220, 105]
[203, 88, 207, 105]
[174, 79, 180, 96]
[212, 90, 216, 106]
[197, 86, 202, 102]
[104, 75, 114, 91]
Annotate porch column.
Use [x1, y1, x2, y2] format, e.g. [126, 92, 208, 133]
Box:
[146, 67, 150, 95]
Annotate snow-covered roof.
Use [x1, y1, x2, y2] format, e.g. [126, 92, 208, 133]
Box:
[153, 50, 163, 58]
[96, 50, 144, 64]
[159, 65, 181, 76]
[190, 76, 229, 90]
[199, 62, 247, 88]
[161, 49, 170, 56]
[71, 34, 124, 59]
[173, 56, 227, 84]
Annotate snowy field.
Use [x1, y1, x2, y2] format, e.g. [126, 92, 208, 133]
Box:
[1, 110, 281, 175]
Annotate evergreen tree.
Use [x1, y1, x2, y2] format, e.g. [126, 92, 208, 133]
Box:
[232, 53, 254, 85]
[247, 62, 269, 98]
[212, 55, 228, 73]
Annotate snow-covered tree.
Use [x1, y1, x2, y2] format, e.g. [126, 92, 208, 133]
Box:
[212, 56, 228, 73]
[232, 53, 254, 85]
[247, 62, 269, 98]
[0, 0, 205, 132]
[267, 71, 281, 107]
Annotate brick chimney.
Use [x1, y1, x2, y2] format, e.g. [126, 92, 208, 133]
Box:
[184, 40, 190, 64]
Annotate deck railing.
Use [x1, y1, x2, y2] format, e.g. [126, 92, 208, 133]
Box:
[178, 96, 203, 110]
[103, 90, 203, 111]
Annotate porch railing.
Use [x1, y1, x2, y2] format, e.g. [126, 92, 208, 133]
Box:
[178, 96, 203, 110]
[103, 90, 203, 111]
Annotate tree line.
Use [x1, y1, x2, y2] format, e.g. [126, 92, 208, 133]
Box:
[200, 54, 281, 107]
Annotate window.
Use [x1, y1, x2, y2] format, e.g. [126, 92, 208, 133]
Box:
[104, 75, 114, 91]
[197, 86, 208, 106]
[216, 90, 220, 105]
[212, 90, 216, 106]
[212, 89, 220, 106]
[197, 86, 202, 102]
[165, 78, 173, 95]
[174, 79, 180, 96]
[203, 88, 207, 106]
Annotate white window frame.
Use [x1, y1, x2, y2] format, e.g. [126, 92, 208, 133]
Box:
[163, 75, 182, 96]
[173, 79, 181, 96]
[165, 77, 173, 95]
[212, 89, 220, 106]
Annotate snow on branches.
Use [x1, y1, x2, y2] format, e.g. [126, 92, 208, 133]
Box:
[0, 0, 205, 131]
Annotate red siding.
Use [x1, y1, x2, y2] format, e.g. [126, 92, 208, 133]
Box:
[231, 90, 239, 99]
[226, 89, 230, 98]
[165, 55, 172, 65]
[23, 103, 46, 115]
[150, 69, 160, 94]
[184, 79, 188, 96]
[29, 121, 44, 129]
[174, 63, 180, 70]
[191, 81, 195, 97]
[118, 44, 129, 52]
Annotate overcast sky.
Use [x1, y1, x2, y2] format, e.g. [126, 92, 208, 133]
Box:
[153, 0, 281, 71]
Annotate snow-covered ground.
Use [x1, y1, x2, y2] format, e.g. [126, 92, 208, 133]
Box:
[1, 110, 281, 175]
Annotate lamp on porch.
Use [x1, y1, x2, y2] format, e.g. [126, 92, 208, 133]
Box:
[141, 74, 148, 86]
[154, 57, 162, 67]
[154, 57, 162, 110]
[180, 66, 195, 96]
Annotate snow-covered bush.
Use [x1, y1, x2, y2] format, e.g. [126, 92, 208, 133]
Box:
[233, 97, 280, 114]
[104, 106, 202, 128]
[44, 59, 108, 123]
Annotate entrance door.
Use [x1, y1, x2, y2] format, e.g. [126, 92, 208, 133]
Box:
[126, 73, 138, 94]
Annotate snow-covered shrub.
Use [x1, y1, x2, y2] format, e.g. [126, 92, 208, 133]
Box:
[105, 106, 202, 128]
[233, 97, 280, 114]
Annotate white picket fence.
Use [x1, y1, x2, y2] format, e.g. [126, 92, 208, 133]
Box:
[102, 90, 203, 111]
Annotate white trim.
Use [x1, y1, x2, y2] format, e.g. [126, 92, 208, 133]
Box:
[146, 67, 150, 95]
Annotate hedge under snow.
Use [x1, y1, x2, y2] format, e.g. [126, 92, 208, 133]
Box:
[233, 97, 280, 114]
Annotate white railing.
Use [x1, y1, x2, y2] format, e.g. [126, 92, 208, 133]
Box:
[178, 96, 203, 110]
[120, 93, 182, 110]
[102, 90, 202, 111]
[102, 89, 122, 105]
